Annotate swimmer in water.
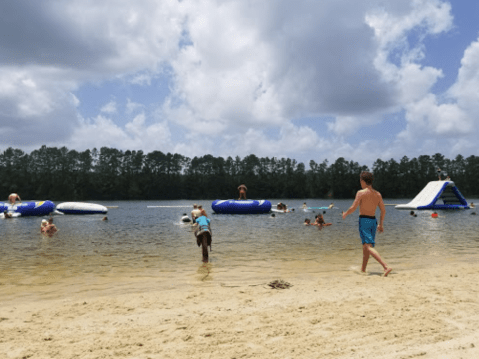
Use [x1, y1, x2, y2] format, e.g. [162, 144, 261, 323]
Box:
[42, 217, 58, 237]
[41, 219, 48, 232]
[314, 214, 332, 230]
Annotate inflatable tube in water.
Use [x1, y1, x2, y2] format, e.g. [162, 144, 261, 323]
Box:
[0, 201, 55, 217]
[212, 199, 272, 214]
[56, 202, 108, 215]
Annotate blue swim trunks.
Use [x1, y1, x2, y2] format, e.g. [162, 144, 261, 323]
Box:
[359, 215, 377, 247]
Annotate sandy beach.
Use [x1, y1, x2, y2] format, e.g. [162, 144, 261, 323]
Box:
[2, 261, 479, 359]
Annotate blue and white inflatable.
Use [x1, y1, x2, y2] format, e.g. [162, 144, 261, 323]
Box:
[212, 199, 272, 214]
[56, 202, 108, 215]
[395, 181, 469, 210]
[0, 201, 55, 217]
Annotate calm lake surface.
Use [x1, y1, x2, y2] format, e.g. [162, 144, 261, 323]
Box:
[1, 198, 478, 299]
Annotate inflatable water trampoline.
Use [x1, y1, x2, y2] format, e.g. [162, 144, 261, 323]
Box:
[212, 199, 272, 214]
[0, 200, 55, 217]
[395, 180, 469, 210]
[56, 202, 108, 214]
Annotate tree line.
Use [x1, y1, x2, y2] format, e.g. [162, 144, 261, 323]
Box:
[0, 146, 477, 201]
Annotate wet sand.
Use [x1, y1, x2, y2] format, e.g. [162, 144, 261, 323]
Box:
[2, 261, 479, 358]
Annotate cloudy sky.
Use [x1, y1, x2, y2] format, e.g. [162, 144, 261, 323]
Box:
[1, 0, 478, 168]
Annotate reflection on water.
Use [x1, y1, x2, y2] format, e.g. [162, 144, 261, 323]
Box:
[1, 199, 479, 297]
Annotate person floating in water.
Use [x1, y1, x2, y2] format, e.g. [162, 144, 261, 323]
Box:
[328, 202, 335, 209]
[302, 202, 307, 209]
[237, 184, 247, 200]
[8, 193, 21, 205]
[3, 210, 12, 218]
[342, 171, 392, 277]
[304, 218, 311, 225]
[470, 202, 475, 208]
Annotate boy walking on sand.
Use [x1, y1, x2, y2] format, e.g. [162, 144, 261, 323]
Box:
[342, 171, 392, 277]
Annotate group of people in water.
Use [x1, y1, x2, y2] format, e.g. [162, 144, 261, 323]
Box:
[187, 174, 393, 276]
[3, 192, 59, 236]
[40, 217, 58, 236]
[304, 214, 333, 230]
[189, 203, 212, 262]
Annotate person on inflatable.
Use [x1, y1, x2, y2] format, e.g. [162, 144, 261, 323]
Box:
[3, 210, 12, 219]
[8, 193, 21, 204]
[237, 184, 247, 200]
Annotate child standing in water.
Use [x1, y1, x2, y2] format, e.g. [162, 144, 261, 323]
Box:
[342, 171, 392, 277]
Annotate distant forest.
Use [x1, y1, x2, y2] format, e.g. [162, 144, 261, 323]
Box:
[0, 146, 478, 200]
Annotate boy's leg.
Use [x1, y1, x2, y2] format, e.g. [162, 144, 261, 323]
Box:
[361, 244, 370, 272]
[364, 244, 392, 276]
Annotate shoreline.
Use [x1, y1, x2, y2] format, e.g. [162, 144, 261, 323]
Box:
[2, 262, 479, 358]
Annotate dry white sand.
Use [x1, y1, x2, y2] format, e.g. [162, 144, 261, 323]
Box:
[1, 262, 479, 359]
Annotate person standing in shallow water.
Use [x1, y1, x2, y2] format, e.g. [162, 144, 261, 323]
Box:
[342, 171, 392, 277]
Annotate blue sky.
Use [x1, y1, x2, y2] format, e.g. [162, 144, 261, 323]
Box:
[1, 0, 478, 169]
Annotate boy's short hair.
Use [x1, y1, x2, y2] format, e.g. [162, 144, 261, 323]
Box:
[360, 171, 374, 185]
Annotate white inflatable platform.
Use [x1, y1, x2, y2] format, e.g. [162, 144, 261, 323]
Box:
[395, 181, 469, 210]
[56, 202, 108, 214]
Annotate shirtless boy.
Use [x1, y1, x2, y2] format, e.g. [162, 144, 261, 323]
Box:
[191, 204, 202, 223]
[342, 171, 392, 277]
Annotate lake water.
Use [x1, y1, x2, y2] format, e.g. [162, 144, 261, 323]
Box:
[1, 198, 478, 300]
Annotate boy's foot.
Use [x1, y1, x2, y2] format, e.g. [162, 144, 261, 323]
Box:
[383, 267, 393, 277]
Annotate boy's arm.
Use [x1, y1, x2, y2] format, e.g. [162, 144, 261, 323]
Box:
[378, 193, 386, 232]
[342, 191, 361, 219]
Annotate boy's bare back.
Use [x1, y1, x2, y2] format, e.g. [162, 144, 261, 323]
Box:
[357, 188, 385, 217]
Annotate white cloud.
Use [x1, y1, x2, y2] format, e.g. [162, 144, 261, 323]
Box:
[68, 113, 173, 153]
[126, 98, 144, 114]
[100, 100, 117, 114]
